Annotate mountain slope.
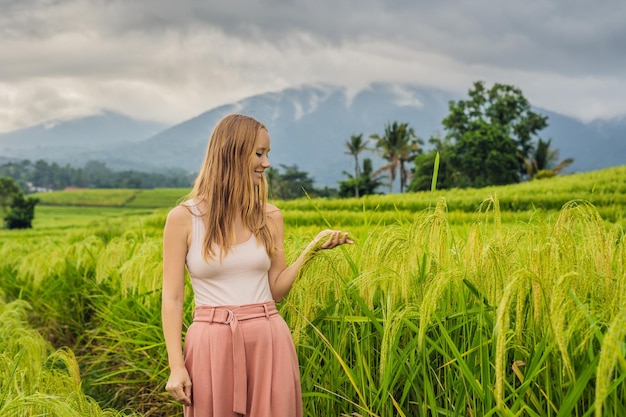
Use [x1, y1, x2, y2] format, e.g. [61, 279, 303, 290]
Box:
[540, 110, 626, 173]
[0, 110, 167, 165]
[102, 83, 457, 185]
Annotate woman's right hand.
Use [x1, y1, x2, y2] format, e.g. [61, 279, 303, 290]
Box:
[310, 229, 353, 251]
[165, 367, 192, 406]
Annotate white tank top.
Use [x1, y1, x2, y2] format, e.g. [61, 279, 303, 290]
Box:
[184, 202, 274, 306]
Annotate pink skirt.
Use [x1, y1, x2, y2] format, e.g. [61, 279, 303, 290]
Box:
[183, 301, 302, 417]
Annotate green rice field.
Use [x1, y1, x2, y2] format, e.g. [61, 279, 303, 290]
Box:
[1, 165, 625, 416]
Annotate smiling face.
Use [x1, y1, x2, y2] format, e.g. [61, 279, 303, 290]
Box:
[251, 128, 271, 185]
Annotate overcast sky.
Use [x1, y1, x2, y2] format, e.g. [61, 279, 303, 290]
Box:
[1, 0, 625, 132]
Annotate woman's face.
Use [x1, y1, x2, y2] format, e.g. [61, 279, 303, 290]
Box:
[251, 128, 271, 185]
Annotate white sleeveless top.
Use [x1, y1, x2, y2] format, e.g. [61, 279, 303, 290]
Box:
[184, 202, 274, 306]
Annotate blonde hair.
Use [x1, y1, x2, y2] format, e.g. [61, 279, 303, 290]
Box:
[187, 114, 274, 260]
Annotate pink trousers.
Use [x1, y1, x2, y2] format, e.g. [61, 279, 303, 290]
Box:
[183, 301, 303, 417]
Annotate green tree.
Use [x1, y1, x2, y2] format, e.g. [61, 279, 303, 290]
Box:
[4, 193, 39, 229]
[338, 158, 385, 198]
[344, 134, 370, 197]
[267, 164, 318, 200]
[397, 130, 423, 193]
[409, 134, 456, 191]
[265, 167, 279, 200]
[370, 121, 422, 193]
[0, 177, 21, 214]
[83, 160, 111, 188]
[0, 176, 39, 229]
[0, 160, 32, 192]
[455, 123, 520, 187]
[443, 81, 549, 186]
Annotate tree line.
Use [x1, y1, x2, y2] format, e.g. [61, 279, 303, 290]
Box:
[0, 159, 195, 193]
[340, 81, 574, 198]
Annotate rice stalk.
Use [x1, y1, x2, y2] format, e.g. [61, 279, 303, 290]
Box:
[547, 272, 580, 380]
[417, 271, 455, 351]
[493, 272, 523, 411]
[595, 306, 626, 417]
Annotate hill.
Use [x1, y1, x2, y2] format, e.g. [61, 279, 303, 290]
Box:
[0, 110, 166, 166]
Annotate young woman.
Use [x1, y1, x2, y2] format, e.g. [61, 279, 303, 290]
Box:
[162, 113, 352, 416]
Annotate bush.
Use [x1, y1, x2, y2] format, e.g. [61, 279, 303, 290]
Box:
[4, 193, 39, 229]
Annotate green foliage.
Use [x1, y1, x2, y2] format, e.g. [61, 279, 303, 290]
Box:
[0, 176, 21, 213]
[534, 169, 556, 179]
[1, 176, 39, 229]
[344, 134, 371, 197]
[370, 121, 423, 193]
[338, 158, 385, 198]
[0, 159, 193, 191]
[267, 164, 337, 200]
[523, 138, 575, 179]
[419, 81, 552, 189]
[373, 84, 554, 192]
[4, 193, 39, 229]
[456, 122, 521, 186]
[409, 135, 456, 191]
[0, 299, 140, 417]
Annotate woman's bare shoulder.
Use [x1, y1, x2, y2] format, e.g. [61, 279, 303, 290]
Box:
[166, 204, 193, 225]
[266, 203, 282, 217]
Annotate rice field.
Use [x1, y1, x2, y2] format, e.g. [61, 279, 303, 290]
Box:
[0, 298, 141, 417]
[1, 166, 625, 416]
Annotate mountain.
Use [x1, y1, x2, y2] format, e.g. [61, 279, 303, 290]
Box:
[0, 84, 624, 188]
[97, 83, 456, 186]
[0, 110, 167, 166]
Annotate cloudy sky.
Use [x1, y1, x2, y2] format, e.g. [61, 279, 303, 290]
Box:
[1, 0, 625, 132]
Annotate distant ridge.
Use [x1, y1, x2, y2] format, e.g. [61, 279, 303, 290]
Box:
[1, 84, 624, 188]
[0, 110, 167, 166]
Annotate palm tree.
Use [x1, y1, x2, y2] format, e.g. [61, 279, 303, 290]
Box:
[397, 136, 422, 193]
[521, 138, 574, 179]
[338, 158, 385, 198]
[344, 134, 369, 197]
[370, 121, 422, 193]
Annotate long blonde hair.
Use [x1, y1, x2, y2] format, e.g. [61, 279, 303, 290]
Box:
[187, 114, 274, 260]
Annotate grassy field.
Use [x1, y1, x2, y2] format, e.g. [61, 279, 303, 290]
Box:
[1, 166, 625, 416]
[33, 187, 188, 208]
[32, 165, 626, 226]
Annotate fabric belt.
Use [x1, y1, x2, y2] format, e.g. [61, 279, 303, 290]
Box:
[192, 301, 278, 415]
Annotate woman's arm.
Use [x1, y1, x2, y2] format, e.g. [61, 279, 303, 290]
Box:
[267, 204, 352, 301]
[162, 205, 192, 406]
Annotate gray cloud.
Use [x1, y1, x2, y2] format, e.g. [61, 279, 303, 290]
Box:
[0, 0, 625, 131]
[5, 0, 624, 75]
[88, 0, 626, 77]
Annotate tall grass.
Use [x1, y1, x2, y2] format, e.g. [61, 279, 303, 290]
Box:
[284, 197, 626, 416]
[0, 297, 140, 417]
[1, 166, 625, 416]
